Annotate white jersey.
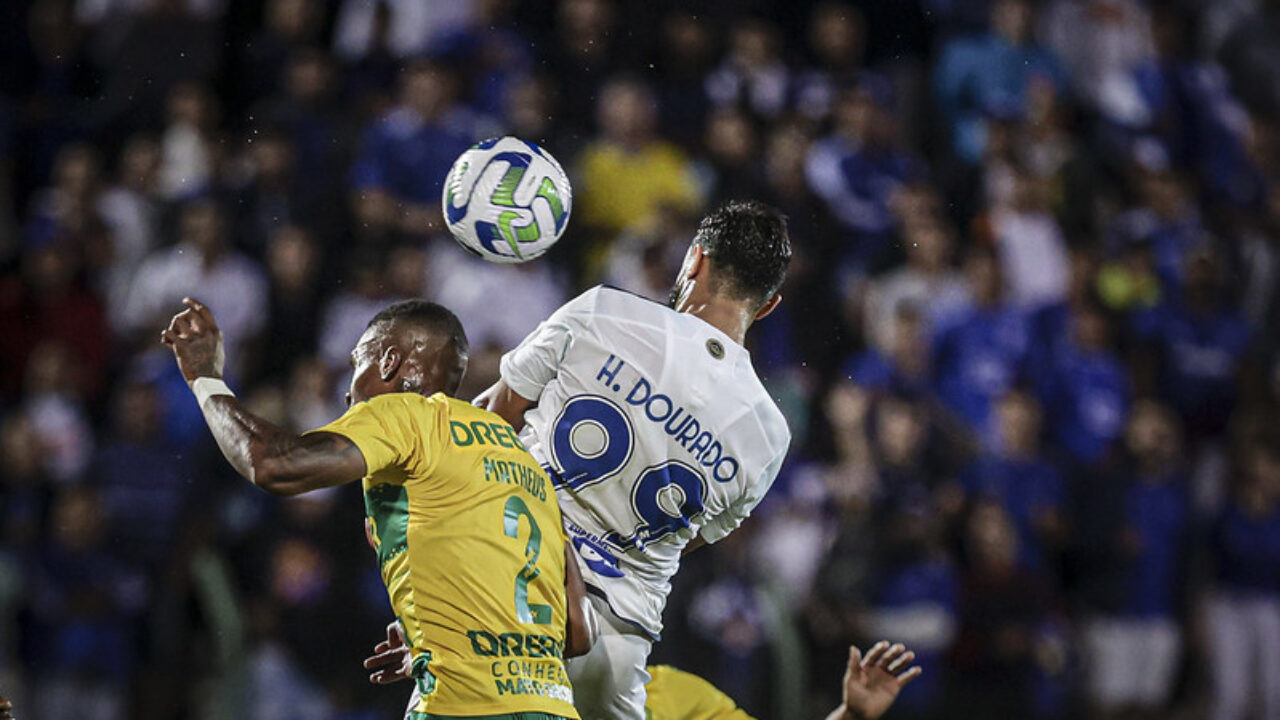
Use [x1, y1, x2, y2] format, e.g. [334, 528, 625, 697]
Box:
[500, 286, 791, 637]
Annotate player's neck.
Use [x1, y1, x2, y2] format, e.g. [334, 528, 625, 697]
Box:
[680, 298, 752, 346]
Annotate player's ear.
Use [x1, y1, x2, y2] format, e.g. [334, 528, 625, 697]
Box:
[754, 292, 782, 321]
[682, 244, 705, 280]
[378, 346, 403, 381]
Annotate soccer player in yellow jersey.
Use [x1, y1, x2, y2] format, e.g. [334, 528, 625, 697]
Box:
[643, 641, 921, 720]
[162, 297, 593, 720]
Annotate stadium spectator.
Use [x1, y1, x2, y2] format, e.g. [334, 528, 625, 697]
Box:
[958, 390, 1066, 572]
[1206, 440, 1280, 720]
[1134, 247, 1252, 441]
[863, 396, 960, 715]
[575, 76, 701, 271]
[806, 74, 923, 269]
[655, 11, 716, 150]
[684, 529, 775, 717]
[1044, 0, 1154, 128]
[29, 485, 144, 720]
[91, 378, 194, 573]
[950, 502, 1054, 719]
[349, 61, 488, 240]
[759, 121, 846, 373]
[122, 199, 267, 373]
[987, 166, 1071, 310]
[844, 305, 933, 399]
[934, 0, 1065, 164]
[1105, 147, 1206, 294]
[0, 240, 109, 399]
[1036, 301, 1131, 466]
[0, 411, 53, 555]
[261, 225, 323, 383]
[706, 18, 791, 121]
[933, 247, 1030, 440]
[237, 0, 325, 107]
[21, 339, 96, 482]
[1029, 248, 1105, 373]
[332, 0, 470, 62]
[231, 128, 309, 254]
[863, 217, 968, 353]
[793, 3, 867, 124]
[97, 134, 161, 326]
[1218, 0, 1280, 119]
[500, 73, 561, 151]
[545, 0, 623, 137]
[702, 107, 769, 205]
[1073, 401, 1191, 718]
[156, 83, 220, 202]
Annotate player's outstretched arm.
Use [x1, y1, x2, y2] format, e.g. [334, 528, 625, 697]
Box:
[824, 641, 922, 720]
[475, 379, 535, 432]
[162, 297, 366, 495]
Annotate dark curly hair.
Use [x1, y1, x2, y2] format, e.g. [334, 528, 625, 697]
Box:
[692, 200, 793, 307]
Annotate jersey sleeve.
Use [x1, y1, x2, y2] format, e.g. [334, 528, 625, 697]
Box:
[699, 444, 787, 545]
[499, 287, 601, 401]
[308, 394, 439, 477]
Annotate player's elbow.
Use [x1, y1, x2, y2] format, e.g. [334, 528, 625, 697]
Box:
[250, 460, 304, 496]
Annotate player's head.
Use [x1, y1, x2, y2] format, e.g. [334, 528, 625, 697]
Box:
[670, 200, 792, 320]
[346, 300, 469, 405]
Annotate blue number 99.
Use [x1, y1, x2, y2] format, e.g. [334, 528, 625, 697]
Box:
[551, 395, 708, 554]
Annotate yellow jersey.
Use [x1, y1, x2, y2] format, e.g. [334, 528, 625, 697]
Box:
[577, 140, 701, 235]
[644, 665, 755, 720]
[312, 392, 577, 718]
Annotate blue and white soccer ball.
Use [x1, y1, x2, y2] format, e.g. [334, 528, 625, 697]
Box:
[441, 136, 572, 264]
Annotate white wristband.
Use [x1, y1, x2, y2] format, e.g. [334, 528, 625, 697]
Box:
[191, 377, 235, 407]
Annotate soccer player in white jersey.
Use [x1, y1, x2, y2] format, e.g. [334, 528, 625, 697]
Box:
[476, 201, 794, 720]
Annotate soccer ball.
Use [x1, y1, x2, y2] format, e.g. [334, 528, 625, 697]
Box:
[442, 136, 573, 264]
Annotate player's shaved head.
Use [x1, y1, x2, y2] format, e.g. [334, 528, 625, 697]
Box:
[686, 200, 792, 309]
[367, 300, 469, 355]
[348, 300, 469, 403]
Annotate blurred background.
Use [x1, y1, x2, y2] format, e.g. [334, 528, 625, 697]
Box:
[2, 0, 1280, 718]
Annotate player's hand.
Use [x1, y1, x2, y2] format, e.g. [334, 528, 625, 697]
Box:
[363, 620, 413, 684]
[0, 692, 15, 720]
[161, 297, 226, 382]
[836, 641, 922, 720]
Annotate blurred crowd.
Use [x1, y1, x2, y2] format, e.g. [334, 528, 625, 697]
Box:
[2, 0, 1280, 719]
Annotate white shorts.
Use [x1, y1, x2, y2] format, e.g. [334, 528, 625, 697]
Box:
[566, 594, 653, 720]
[1082, 616, 1182, 710]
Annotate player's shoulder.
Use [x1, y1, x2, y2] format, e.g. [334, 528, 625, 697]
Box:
[646, 665, 748, 718]
[560, 284, 673, 323]
[435, 392, 526, 433]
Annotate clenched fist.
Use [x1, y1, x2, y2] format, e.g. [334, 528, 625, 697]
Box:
[161, 297, 225, 382]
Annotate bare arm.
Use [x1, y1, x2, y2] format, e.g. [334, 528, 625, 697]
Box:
[476, 378, 536, 432]
[563, 540, 598, 657]
[163, 297, 366, 495]
[682, 537, 707, 556]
